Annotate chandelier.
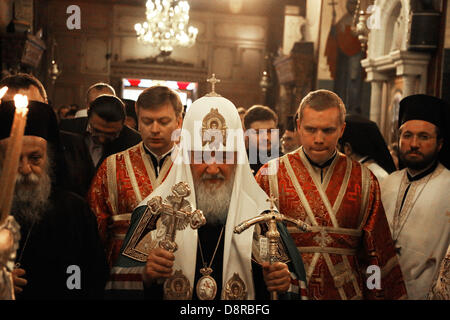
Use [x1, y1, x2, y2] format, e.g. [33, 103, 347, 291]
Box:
[134, 0, 198, 56]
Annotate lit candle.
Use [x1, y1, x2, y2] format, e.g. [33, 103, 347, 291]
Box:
[0, 86, 7, 100]
[0, 94, 29, 226]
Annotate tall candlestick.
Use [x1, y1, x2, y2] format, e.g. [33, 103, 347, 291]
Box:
[0, 94, 29, 226]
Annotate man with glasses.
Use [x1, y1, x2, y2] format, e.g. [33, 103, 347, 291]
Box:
[380, 94, 450, 300]
[88, 86, 182, 268]
[60, 95, 141, 197]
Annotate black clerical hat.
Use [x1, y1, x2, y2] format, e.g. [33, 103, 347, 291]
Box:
[399, 94, 448, 130]
[0, 100, 60, 148]
[399, 94, 450, 169]
[0, 100, 67, 188]
[341, 114, 397, 174]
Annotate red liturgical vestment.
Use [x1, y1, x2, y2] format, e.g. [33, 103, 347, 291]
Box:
[88, 142, 172, 266]
[256, 148, 407, 300]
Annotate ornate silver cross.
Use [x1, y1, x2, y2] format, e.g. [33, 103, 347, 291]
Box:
[234, 193, 311, 300]
[147, 182, 206, 252]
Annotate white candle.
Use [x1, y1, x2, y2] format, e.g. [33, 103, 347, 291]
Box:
[0, 86, 7, 100]
[13, 94, 29, 115]
[0, 94, 29, 225]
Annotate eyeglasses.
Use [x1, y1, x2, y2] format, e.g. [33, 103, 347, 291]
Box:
[400, 132, 436, 142]
[87, 123, 121, 140]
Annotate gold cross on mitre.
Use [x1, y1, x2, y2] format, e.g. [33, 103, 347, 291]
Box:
[206, 74, 221, 97]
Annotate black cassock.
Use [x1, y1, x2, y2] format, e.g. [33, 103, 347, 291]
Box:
[14, 189, 109, 300]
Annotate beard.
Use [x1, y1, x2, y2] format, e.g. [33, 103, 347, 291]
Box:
[5, 167, 52, 227]
[399, 147, 439, 172]
[193, 167, 236, 226]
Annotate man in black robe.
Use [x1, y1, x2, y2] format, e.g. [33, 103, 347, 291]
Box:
[0, 74, 108, 299]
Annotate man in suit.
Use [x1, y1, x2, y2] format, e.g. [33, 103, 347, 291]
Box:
[60, 95, 141, 197]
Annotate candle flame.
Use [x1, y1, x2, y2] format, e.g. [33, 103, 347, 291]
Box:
[13, 94, 29, 115]
[0, 86, 8, 99]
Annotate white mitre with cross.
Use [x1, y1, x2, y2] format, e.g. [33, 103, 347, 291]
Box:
[177, 73, 247, 159]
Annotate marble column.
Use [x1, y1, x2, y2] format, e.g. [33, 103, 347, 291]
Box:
[401, 75, 417, 98]
[369, 80, 384, 127]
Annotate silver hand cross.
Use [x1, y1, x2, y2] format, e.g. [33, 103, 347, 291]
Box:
[147, 182, 206, 252]
[234, 193, 311, 300]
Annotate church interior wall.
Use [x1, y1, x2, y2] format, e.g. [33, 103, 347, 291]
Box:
[1, 0, 276, 109]
[108, 5, 269, 109]
[0, 0, 447, 119]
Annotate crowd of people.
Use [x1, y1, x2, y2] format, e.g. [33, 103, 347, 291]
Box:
[0, 72, 448, 301]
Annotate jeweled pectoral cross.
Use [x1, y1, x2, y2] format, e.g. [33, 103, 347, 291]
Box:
[147, 182, 206, 252]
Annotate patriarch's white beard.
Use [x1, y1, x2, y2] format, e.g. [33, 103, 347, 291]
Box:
[194, 168, 235, 225]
